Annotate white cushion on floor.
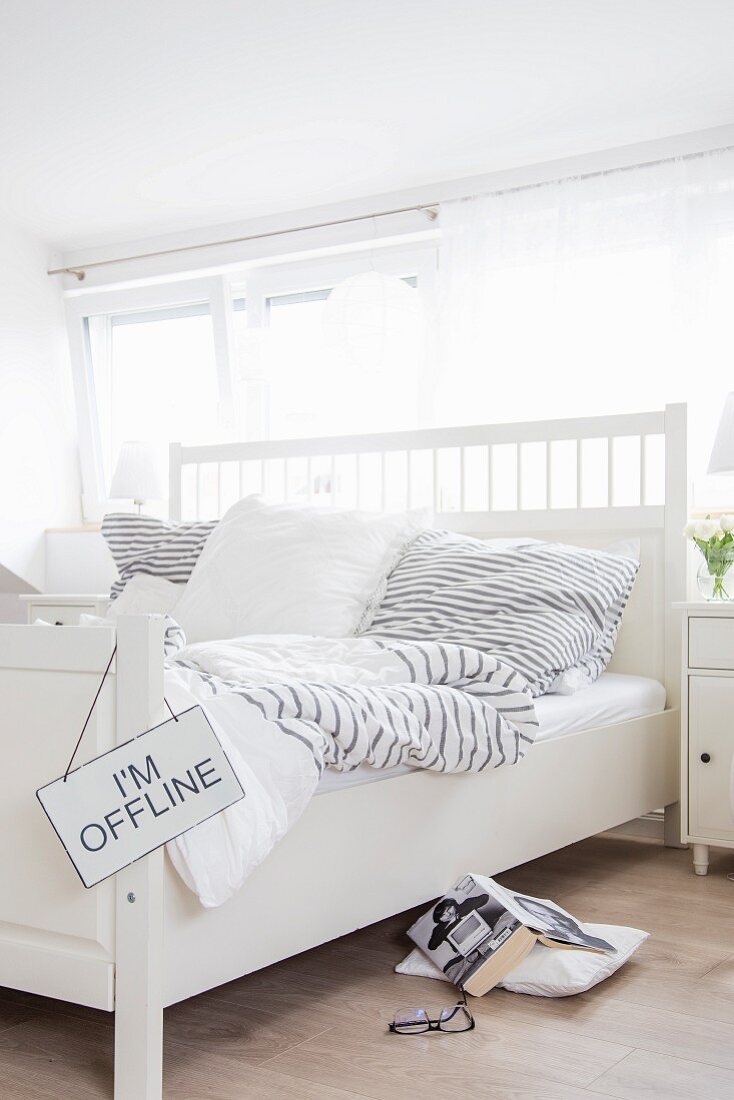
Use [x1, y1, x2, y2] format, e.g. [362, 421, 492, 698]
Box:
[395, 923, 649, 997]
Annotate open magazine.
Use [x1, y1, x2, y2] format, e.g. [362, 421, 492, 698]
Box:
[407, 873, 615, 997]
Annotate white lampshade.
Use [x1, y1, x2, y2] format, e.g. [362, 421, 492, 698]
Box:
[110, 441, 167, 503]
[708, 393, 734, 475]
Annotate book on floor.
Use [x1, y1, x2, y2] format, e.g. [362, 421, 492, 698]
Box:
[406, 873, 616, 997]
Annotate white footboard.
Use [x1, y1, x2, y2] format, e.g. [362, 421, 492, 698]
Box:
[0, 623, 120, 1008]
[0, 616, 166, 1099]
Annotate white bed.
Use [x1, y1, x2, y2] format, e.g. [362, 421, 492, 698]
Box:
[0, 405, 686, 1100]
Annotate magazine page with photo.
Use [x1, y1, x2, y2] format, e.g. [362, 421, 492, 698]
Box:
[408, 873, 616, 997]
[407, 874, 534, 993]
[480, 877, 616, 953]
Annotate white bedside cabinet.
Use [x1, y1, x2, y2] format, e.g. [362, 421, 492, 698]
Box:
[20, 593, 110, 626]
[678, 602, 734, 875]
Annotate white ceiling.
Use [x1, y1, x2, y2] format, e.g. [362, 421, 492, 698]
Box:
[3, 0, 734, 251]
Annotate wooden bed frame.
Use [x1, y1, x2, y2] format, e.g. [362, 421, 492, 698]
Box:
[0, 405, 686, 1099]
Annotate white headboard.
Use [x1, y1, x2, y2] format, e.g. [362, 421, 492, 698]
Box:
[170, 404, 687, 701]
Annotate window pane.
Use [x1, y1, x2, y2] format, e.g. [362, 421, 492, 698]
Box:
[267, 293, 330, 439]
[234, 275, 425, 440]
[90, 304, 220, 482]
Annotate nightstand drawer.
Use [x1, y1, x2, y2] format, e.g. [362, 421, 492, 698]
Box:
[28, 603, 94, 626]
[21, 594, 110, 625]
[689, 616, 734, 670]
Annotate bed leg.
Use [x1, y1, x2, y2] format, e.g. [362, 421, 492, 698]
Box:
[663, 801, 686, 848]
[114, 851, 164, 1100]
[114, 615, 166, 1100]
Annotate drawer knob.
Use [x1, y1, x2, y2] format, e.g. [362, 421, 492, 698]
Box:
[701, 752, 711, 764]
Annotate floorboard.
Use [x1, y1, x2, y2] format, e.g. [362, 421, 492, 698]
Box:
[1, 834, 733, 1098]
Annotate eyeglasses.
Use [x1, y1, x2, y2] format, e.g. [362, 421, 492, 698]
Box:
[388, 990, 475, 1035]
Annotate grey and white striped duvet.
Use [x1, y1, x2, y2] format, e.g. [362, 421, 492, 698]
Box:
[162, 633, 537, 907]
[364, 530, 639, 696]
[102, 513, 217, 598]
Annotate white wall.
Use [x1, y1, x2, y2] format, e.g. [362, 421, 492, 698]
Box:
[0, 218, 81, 595]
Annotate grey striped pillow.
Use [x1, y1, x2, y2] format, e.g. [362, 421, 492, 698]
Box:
[102, 514, 218, 599]
[364, 530, 639, 696]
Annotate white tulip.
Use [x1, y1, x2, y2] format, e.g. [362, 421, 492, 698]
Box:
[721, 514, 734, 533]
[684, 521, 698, 538]
[695, 519, 721, 541]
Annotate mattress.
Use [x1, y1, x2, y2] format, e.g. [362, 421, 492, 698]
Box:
[315, 671, 666, 795]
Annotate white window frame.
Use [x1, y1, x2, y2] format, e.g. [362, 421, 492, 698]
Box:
[66, 277, 237, 520]
[65, 244, 437, 521]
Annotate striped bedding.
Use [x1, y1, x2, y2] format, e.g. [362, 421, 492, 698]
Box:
[102, 513, 217, 598]
[364, 531, 639, 696]
[162, 633, 537, 907]
[102, 522, 636, 907]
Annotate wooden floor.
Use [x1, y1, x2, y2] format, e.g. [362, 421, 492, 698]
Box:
[2, 835, 734, 1098]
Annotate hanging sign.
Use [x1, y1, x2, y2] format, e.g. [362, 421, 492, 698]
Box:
[37, 706, 245, 888]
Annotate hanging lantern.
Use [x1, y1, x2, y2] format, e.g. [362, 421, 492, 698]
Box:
[323, 272, 422, 371]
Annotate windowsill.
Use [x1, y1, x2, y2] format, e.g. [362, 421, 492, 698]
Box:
[45, 525, 102, 534]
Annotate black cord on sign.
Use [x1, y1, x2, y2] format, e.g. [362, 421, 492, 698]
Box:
[64, 644, 117, 781]
[63, 644, 180, 782]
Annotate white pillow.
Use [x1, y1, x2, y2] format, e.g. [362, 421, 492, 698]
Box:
[105, 574, 185, 617]
[174, 498, 426, 643]
[395, 922, 648, 997]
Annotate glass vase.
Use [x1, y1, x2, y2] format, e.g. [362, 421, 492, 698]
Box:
[697, 557, 734, 601]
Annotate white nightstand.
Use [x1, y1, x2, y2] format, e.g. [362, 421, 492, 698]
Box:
[678, 601, 734, 875]
[20, 593, 110, 625]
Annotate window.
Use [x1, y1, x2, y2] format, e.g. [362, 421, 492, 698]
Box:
[233, 272, 426, 440]
[67, 249, 434, 518]
[88, 302, 220, 483]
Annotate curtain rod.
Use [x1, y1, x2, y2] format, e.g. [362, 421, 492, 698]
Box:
[48, 142, 733, 282]
[47, 203, 441, 281]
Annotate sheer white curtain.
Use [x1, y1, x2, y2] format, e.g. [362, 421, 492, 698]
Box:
[438, 148, 734, 503]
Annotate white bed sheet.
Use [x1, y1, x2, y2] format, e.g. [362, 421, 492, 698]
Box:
[316, 672, 666, 795]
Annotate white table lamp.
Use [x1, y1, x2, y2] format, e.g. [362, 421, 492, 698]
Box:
[708, 393, 734, 476]
[110, 441, 167, 513]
